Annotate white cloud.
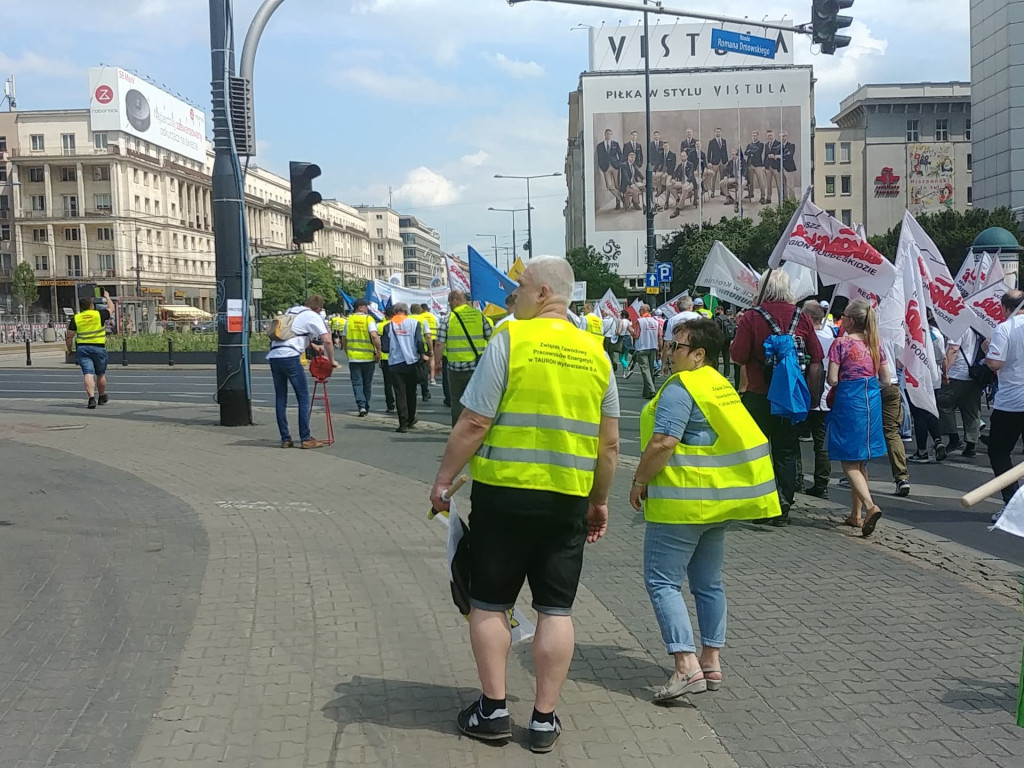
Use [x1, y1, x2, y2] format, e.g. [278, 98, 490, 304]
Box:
[332, 67, 455, 103]
[489, 53, 545, 79]
[797, 20, 889, 121]
[392, 167, 462, 207]
[460, 150, 490, 168]
[0, 52, 79, 79]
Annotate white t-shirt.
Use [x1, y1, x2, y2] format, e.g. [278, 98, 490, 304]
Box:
[988, 315, 1024, 412]
[494, 314, 517, 328]
[635, 316, 660, 351]
[947, 330, 979, 382]
[880, 338, 899, 384]
[664, 310, 701, 339]
[602, 316, 619, 339]
[266, 307, 328, 359]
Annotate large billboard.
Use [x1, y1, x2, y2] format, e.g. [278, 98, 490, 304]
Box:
[582, 66, 813, 277]
[88, 67, 207, 164]
[907, 143, 954, 215]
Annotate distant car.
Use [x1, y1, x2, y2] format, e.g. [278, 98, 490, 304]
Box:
[191, 322, 217, 334]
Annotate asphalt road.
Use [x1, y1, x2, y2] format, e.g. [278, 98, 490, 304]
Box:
[1, 364, 1019, 566]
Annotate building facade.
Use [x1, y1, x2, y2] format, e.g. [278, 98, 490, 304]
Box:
[398, 215, 441, 288]
[0, 113, 16, 299]
[970, 0, 1024, 214]
[356, 206, 404, 282]
[816, 83, 973, 236]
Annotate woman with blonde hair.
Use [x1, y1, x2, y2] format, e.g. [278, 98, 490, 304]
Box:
[826, 299, 889, 537]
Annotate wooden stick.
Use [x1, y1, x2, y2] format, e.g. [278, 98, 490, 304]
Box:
[961, 463, 1024, 508]
[428, 474, 470, 519]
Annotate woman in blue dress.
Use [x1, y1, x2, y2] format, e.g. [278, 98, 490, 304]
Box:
[826, 299, 889, 537]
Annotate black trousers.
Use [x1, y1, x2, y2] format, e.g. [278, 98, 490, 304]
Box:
[390, 362, 420, 429]
[742, 391, 799, 507]
[988, 408, 1024, 503]
[910, 395, 941, 453]
[442, 358, 451, 405]
[380, 360, 396, 411]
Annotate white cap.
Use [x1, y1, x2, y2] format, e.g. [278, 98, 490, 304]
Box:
[819, 300, 829, 308]
[694, 298, 704, 307]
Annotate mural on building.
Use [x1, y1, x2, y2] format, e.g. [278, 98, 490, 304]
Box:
[907, 143, 954, 214]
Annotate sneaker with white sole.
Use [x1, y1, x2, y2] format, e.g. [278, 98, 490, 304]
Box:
[529, 714, 562, 753]
[456, 697, 511, 742]
[992, 510, 1004, 524]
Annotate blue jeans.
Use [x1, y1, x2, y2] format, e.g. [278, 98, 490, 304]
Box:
[644, 521, 729, 655]
[349, 361, 375, 411]
[77, 345, 108, 376]
[269, 356, 311, 442]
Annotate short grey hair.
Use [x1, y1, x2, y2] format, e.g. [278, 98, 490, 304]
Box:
[802, 299, 824, 324]
[527, 257, 575, 304]
[759, 269, 795, 304]
[678, 295, 694, 312]
[392, 302, 409, 314]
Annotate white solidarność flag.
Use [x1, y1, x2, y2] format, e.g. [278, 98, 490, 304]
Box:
[781, 261, 819, 303]
[897, 242, 940, 417]
[597, 288, 622, 319]
[964, 280, 1009, 339]
[900, 211, 972, 341]
[768, 189, 896, 297]
[433, 498, 535, 644]
[695, 241, 760, 308]
[446, 256, 471, 295]
[954, 250, 981, 296]
[978, 251, 1007, 291]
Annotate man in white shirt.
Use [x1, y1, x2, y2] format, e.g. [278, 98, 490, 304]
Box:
[799, 300, 834, 498]
[632, 304, 661, 398]
[266, 295, 338, 449]
[985, 289, 1024, 516]
[939, 329, 984, 458]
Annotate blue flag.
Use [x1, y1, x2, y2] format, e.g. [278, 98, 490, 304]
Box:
[337, 288, 355, 311]
[468, 246, 517, 308]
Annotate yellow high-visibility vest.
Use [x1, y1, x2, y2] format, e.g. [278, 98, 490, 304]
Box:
[585, 313, 603, 336]
[73, 309, 106, 347]
[345, 313, 376, 361]
[417, 311, 437, 337]
[379, 319, 391, 361]
[640, 366, 780, 524]
[470, 318, 610, 497]
[446, 304, 488, 364]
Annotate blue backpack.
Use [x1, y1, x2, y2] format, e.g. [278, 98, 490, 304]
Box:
[755, 307, 811, 424]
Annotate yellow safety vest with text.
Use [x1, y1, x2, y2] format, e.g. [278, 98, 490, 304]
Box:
[640, 366, 780, 524]
[379, 320, 391, 361]
[329, 316, 344, 332]
[585, 313, 603, 336]
[697, 308, 712, 318]
[446, 304, 488, 364]
[346, 313, 376, 361]
[470, 318, 610, 497]
[73, 309, 106, 347]
[417, 312, 437, 337]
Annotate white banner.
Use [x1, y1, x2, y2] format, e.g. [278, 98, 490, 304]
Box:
[964, 281, 1008, 339]
[781, 260, 818, 303]
[898, 211, 971, 340]
[695, 241, 759, 308]
[572, 281, 588, 302]
[979, 251, 1007, 291]
[953, 250, 981, 297]
[834, 281, 880, 309]
[446, 257, 471, 295]
[897, 244, 939, 416]
[768, 192, 896, 297]
[597, 289, 622, 318]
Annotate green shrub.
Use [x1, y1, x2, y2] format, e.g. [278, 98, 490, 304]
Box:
[108, 333, 271, 353]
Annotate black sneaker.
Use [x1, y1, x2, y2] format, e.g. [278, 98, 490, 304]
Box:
[895, 480, 911, 497]
[934, 442, 947, 462]
[87, 397, 97, 409]
[908, 453, 931, 464]
[805, 485, 829, 499]
[961, 447, 978, 459]
[457, 697, 511, 742]
[529, 714, 562, 753]
[97, 394, 109, 406]
[947, 438, 963, 453]
[358, 408, 367, 417]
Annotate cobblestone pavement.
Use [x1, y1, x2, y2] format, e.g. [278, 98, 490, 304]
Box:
[1, 398, 1023, 767]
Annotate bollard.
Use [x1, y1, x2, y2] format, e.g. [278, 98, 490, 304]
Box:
[168, 338, 175, 367]
[25, 339, 31, 367]
[122, 338, 128, 367]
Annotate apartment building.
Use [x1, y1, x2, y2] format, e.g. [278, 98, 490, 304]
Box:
[398, 215, 442, 288]
[0, 112, 15, 296]
[356, 206, 404, 282]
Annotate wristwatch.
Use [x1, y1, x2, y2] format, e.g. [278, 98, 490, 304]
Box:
[632, 476, 647, 487]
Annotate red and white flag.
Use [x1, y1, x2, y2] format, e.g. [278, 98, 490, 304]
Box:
[897, 243, 939, 417]
[899, 212, 972, 341]
[978, 251, 1007, 291]
[445, 256, 471, 295]
[964, 281, 1008, 339]
[768, 189, 896, 297]
[695, 241, 760, 308]
[597, 289, 622, 319]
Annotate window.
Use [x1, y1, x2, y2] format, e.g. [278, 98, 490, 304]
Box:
[906, 119, 920, 142]
[841, 209, 852, 227]
[143, 172, 149, 187]
[841, 176, 852, 195]
[94, 193, 112, 210]
[376, 214, 382, 220]
[935, 118, 949, 142]
[144, 198, 150, 213]
[93, 166, 110, 181]
[825, 176, 836, 196]
[133, 169, 140, 183]
[967, 186, 973, 204]
[32, 228, 47, 242]
[30, 134, 45, 151]
[965, 116, 971, 141]
[134, 195, 140, 211]
[967, 153, 973, 172]
[64, 227, 80, 241]
[0, 224, 9, 241]
[0, 135, 6, 153]
[62, 195, 78, 217]
[30, 195, 45, 211]
[66, 253, 82, 276]
[59, 166, 77, 183]
[172, 233, 178, 247]
[93, 133, 108, 149]
[97, 227, 113, 241]
[824, 143, 836, 163]
[376, 228, 384, 238]
[154, 200, 160, 214]
[0, 194, 7, 210]
[174, 258, 180, 271]
[840, 142, 851, 163]
[34, 254, 48, 271]
[146, 229, 153, 244]
[28, 167, 44, 183]
[98, 253, 115, 272]
[0, 167, 6, 182]
[60, 134, 76, 156]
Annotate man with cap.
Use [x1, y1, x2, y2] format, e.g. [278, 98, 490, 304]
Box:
[694, 298, 712, 318]
[342, 299, 382, 417]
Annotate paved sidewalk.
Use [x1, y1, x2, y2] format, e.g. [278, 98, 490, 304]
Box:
[1, 398, 1023, 767]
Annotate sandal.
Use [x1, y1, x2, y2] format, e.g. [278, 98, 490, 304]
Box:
[701, 668, 722, 692]
[862, 507, 883, 537]
[842, 517, 861, 528]
[653, 669, 707, 702]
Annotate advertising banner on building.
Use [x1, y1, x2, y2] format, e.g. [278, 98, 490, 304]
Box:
[88, 66, 207, 164]
[907, 143, 954, 215]
[583, 66, 813, 277]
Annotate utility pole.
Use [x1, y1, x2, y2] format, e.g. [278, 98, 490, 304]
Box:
[643, 0, 655, 272]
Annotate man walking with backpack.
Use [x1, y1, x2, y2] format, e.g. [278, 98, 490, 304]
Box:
[730, 271, 824, 524]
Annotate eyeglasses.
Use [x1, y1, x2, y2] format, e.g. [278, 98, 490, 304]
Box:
[668, 341, 694, 353]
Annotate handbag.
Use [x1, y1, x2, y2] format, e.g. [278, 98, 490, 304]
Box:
[961, 332, 996, 388]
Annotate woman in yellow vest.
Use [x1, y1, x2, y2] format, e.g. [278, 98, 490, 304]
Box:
[629, 317, 780, 703]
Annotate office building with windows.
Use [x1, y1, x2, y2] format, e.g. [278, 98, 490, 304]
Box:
[0, 113, 16, 296]
[355, 206, 404, 283]
[813, 82, 973, 235]
[398, 216, 442, 288]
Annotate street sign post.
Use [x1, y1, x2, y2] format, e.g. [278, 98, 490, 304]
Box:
[655, 262, 673, 284]
[645, 273, 659, 290]
[710, 29, 777, 60]
[645, 286, 660, 295]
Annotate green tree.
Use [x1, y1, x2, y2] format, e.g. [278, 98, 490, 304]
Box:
[566, 245, 627, 298]
[869, 207, 1023, 275]
[11, 261, 38, 318]
[257, 255, 343, 316]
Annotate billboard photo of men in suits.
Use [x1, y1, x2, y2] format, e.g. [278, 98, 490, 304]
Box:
[596, 128, 623, 210]
[707, 128, 729, 198]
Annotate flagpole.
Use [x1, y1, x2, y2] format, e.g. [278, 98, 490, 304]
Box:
[697, 107, 703, 228]
[737, 104, 743, 220]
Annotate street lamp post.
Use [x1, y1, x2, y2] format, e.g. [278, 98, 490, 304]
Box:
[494, 173, 560, 258]
[488, 206, 532, 267]
[475, 234, 499, 267]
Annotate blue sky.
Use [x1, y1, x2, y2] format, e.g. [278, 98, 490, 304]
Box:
[4, 0, 970, 268]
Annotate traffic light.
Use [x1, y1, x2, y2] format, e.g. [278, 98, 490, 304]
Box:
[812, 0, 854, 55]
[289, 161, 324, 244]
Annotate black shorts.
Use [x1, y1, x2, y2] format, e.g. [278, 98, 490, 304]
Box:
[468, 481, 588, 616]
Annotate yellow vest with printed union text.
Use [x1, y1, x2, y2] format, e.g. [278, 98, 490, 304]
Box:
[346, 313, 376, 361]
[417, 312, 437, 337]
[640, 366, 780, 524]
[73, 309, 106, 347]
[585, 313, 603, 336]
[470, 318, 610, 497]
[446, 304, 488, 364]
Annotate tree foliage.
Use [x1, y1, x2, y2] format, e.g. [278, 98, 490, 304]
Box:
[11, 261, 39, 313]
[257, 255, 358, 316]
[566, 245, 627, 298]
